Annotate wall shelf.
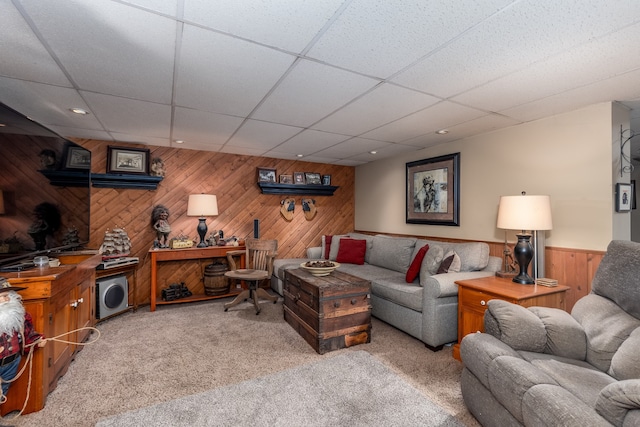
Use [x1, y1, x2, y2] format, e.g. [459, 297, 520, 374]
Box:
[91, 174, 163, 190]
[39, 170, 90, 187]
[258, 182, 339, 196]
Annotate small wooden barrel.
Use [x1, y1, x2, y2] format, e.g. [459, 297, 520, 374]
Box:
[203, 262, 229, 296]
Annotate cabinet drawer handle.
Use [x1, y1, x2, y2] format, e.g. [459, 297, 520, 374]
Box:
[480, 300, 486, 306]
[334, 301, 341, 308]
[70, 300, 78, 308]
[78, 298, 84, 304]
[351, 299, 357, 305]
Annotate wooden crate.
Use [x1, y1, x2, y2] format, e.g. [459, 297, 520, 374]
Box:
[283, 268, 371, 354]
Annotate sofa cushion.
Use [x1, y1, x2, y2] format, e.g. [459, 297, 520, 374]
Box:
[328, 234, 349, 260]
[406, 244, 429, 283]
[591, 240, 640, 319]
[346, 233, 375, 264]
[437, 250, 461, 274]
[572, 294, 640, 373]
[609, 327, 640, 380]
[321, 235, 332, 259]
[371, 279, 423, 312]
[368, 235, 416, 273]
[447, 242, 490, 272]
[595, 380, 640, 426]
[336, 238, 366, 265]
[422, 244, 444, 276]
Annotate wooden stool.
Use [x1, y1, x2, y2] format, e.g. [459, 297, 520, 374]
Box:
[224, 269, 277, 314]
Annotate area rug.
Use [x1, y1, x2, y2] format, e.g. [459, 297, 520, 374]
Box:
[95, 350, 463, 427]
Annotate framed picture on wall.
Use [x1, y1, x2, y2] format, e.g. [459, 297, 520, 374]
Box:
[632, 180, 637, 210]
[406, 152, 460, 226]
[615, 183, 632, 212]
[107, 146, 150, 174]
[293, 172, 305, 184]
[64, 145, 91, 170]
[257, 167, 277, 183]
[304, 172, 322, 185]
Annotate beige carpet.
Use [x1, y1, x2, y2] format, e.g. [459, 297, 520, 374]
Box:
[4, 297, 480, 427]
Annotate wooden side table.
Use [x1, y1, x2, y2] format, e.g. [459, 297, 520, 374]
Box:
[453, 276, 569, 361]
[149, 246, 245, 311]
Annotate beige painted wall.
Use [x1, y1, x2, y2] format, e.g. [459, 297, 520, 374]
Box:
[355, 103, 623, 251]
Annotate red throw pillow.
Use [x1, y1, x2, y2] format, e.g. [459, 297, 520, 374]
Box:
[406, 244, 429, 283]
[336, 238, 366, 265]
[323, 235, 333, 259]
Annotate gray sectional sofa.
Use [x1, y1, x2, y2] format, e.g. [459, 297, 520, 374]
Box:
[272, 232, 501, 350]
[460, 240, 640, 426]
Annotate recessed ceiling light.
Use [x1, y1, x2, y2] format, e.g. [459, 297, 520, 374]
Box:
[436, 129, 449, 135]
[0, 123, 6, 127]
[69, 108, 89, 115]
[175, 140, 185, 144]
[369, 151, 377, 154]
[296, 154, 303, 158]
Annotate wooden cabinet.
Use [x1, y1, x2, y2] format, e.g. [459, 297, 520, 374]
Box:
[452, 276, 569, 361]
[1, 252, 101, 415]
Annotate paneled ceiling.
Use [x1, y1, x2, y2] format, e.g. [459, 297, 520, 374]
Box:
[1, 0, 640, 165]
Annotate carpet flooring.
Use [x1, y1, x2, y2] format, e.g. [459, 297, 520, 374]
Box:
[96, 351, 464, 427]
[3, 296, 479, 427]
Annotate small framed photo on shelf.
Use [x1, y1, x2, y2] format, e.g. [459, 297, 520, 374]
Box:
[257, 167, 277, 183]
[322, 175, 331, 185]
[615, 182, 633, 212]
[293, 172, 305, 184]
[107, 146, 150, 174]
[64, 145, 91, 170]
[305, 172, 322, 185]
[279, 174, 293, 184]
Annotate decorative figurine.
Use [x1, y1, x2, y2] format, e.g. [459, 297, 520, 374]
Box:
[38, 149, 57, 170]
[27, 202, 61, 250]
[150, 157, 165, 177]
[151, 205, 171, 248]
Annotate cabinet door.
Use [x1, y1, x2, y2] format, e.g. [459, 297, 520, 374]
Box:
[49, 287, 75, 390]
[76, 281, 94, 344]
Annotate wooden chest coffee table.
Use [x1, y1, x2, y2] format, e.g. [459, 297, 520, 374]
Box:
[283, 268, 371, 354]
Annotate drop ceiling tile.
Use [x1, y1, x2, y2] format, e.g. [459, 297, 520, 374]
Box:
[0, 77, 104, 130]
[442, 114, 521, 141]
[251, 59, 379, 127]
[392, 0, 640, 98]
[109, 132, 171, 147]
[47, 126, 114, 141]
[452, 23, 640, 113]
[81, 92, 171, 138]
[183, 0, 345, 52]
[19, 0, 176, 103]
[176, 141, 224, 152]
[501, 68, 640, 123]
[272, 129, 351, 155]
[347, 143, 419, 163]
[313, 137, 390, 159]
[362, 101, 488, 143]
[306, 0, 513, 78]
[173, 107, 244, 146]
[0, 0, 71, 86]
[225, 119, 303, 151]
[118, 0, 179, 17]
[312, 83, 440, 136]
[176, 25, 296, 116]
[218, 145, 266, 157]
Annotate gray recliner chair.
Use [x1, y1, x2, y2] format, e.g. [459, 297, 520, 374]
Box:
[460, 240, 640, 426]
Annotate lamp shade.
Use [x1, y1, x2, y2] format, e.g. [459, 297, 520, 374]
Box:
[497, 194, 552, 231]
[187, 194, 218, 217]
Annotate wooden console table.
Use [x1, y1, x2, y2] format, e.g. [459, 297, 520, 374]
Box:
[453, 276, 569, 361]
[149, 246, 245, 311]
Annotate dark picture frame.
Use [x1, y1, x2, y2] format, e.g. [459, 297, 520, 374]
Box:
[257, 167, 277, 183]
[107, 146, 150, 174]
[322, 175, 331, 185]
[632, 180, 637, 210]
[615, 182, 632, 212]
[64, 145, 91, 170]
[293, 172, 305, 184]
[279, 174, 293, 184]
[406, 152, 460, 226]
[305, 172, 322, 185]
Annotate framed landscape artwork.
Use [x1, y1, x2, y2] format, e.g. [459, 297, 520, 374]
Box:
[305, 172, 322, 185]
[64, 145, 91, 170]
[257, 167, 277, 183]
[406, 152, 460, 226]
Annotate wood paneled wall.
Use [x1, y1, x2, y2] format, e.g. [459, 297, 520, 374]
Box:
[77, 139, 355, 305]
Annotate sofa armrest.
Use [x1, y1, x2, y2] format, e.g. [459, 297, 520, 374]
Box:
[306, 246, 322, 259]
[596, 380, 640, 426]
[420, 271, 498, 298]
[485, 300, 587, 358]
